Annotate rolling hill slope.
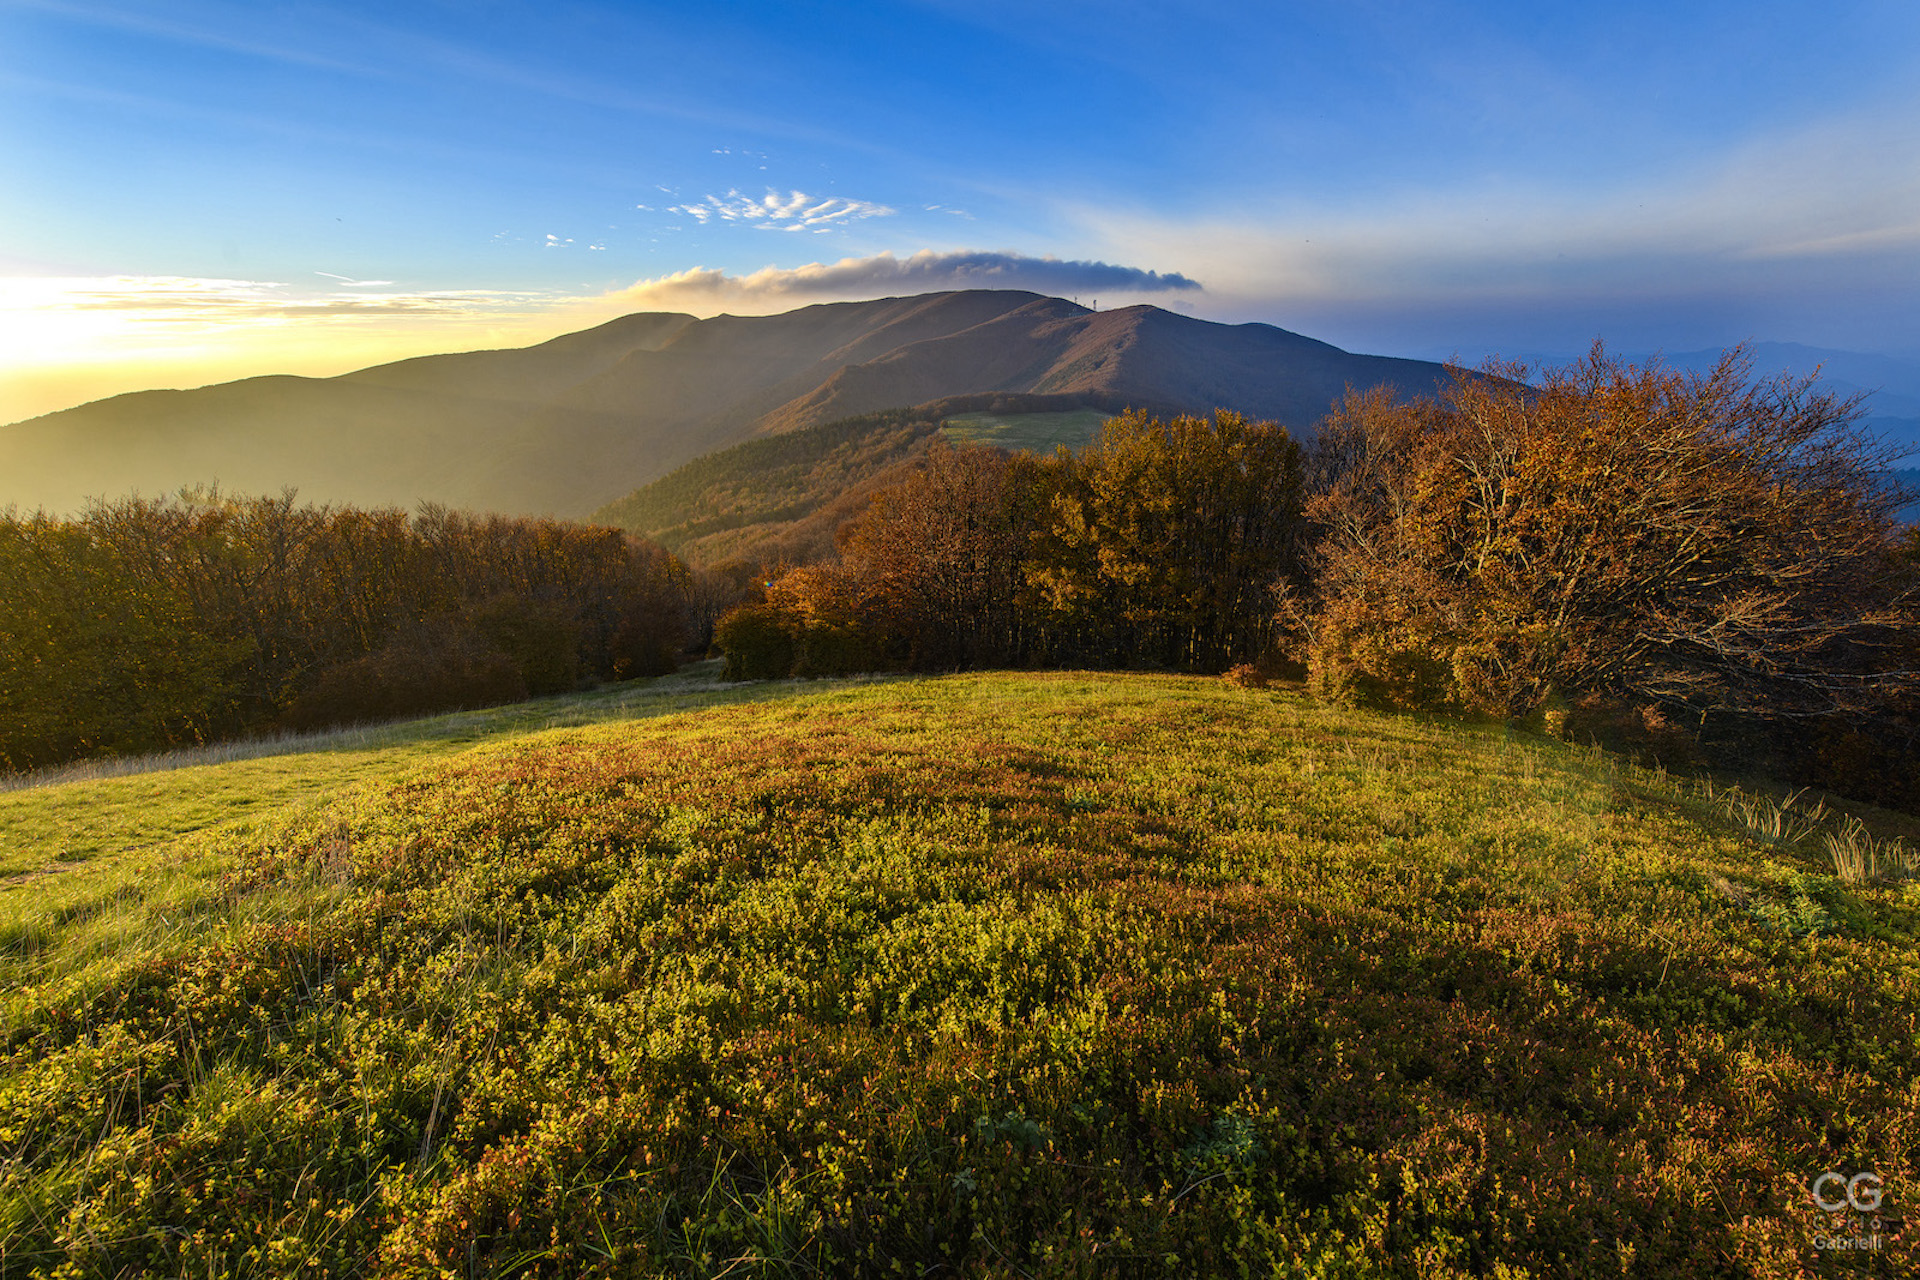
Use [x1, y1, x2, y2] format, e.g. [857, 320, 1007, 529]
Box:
[1, 291, 1457, 518]
[589, 391, 1155, 567]
[588, 407, 947, 567]
[2, 668, 1915, 1274]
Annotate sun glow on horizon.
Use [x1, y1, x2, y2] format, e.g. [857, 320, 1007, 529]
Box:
[0, 275, 593, 421]
[0, 255, 1214, 422]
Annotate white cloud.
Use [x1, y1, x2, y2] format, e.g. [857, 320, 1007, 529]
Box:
[603, 249, 1199, 314]
[317, 273, 397, 287]
[663, 188, 895, 232]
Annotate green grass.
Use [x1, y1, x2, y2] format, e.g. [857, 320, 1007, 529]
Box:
[1, 670, 1915, 1277]
[0, 662, 774, 871]
[940, 409, 1111, 453]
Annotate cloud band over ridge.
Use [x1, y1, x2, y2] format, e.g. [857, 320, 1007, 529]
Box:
[607, 250, 1201, 313]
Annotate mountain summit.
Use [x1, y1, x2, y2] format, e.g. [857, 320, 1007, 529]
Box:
[0, 291, 1457, 517]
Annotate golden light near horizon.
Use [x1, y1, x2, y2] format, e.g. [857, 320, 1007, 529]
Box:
[0, 276, 587, 422]
[0, 257, 1208, 423]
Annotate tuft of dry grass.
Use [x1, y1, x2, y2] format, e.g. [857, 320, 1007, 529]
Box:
[1825, 817, 1919, 885]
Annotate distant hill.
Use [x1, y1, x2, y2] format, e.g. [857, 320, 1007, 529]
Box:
[592, 407, 945, 567]
[1659, 342, 1920, 421]
[1461, 342, 1920, 456]
[1656, 343, 1920, 457]
[592, 389, 1181, 567]
[0, 291, 1459, 518]
[1893, 469, 1920, 522]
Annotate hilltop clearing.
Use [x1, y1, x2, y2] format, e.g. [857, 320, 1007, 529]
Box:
[2, 670, 1915, 1276]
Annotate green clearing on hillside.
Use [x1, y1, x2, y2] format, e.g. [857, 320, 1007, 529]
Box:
[1, 672, 1916, 1277]
[588, 410, 940, 566]
[940, 408, 1110, 454]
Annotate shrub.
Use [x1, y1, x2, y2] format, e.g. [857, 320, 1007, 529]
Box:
[1306, 589, 1463, 713]
[764, 562, 884, 677]
[281, 616, 527, 728]
[714, 603, 799, 680]
[1306, 346, 1918, 730]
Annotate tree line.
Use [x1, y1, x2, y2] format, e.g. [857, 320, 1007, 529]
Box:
[717, 407, 1309, 679]
[0, 491, 695, 772]
[718, 346, 1920, 808]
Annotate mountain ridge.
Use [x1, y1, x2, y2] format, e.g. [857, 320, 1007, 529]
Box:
[1, 290, 1459, 518]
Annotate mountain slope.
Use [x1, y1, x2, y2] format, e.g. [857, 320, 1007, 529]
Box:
[754, 296, 1457, 435]
[0, 291, 1457, 517]
[591, 406, 947, 567]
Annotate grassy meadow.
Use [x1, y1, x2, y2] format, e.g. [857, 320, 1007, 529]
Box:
[1, 669, 1916, 1277]
[939, 410, 1110, 454]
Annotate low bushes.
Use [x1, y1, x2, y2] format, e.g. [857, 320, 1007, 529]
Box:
[279, 616, 528, 728]
[7, 674, 1916, 1275]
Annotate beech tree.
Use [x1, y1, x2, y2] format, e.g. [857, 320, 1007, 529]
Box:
[1305, 345, 1920, 724]
[836, 440, 1041, 668]
[1027, 409, 1305, 669]
[0, 492, 694, 771]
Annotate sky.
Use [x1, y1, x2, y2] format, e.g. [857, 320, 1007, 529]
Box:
[2, 0, 1918, 422]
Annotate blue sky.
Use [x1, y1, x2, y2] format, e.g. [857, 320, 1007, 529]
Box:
[2, 0, 1917, 418]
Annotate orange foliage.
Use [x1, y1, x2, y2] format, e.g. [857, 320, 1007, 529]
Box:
[1306, 346, 1919, 725]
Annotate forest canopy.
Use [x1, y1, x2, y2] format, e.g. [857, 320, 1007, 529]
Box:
[0, 492, 693, 773]
[719, 349, 1920, 808]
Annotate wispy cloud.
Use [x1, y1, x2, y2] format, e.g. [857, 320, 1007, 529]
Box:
[315, 271, 396, 287]
[8, 0, 378, 79]
[605, 249, 1200, 312]
[665, 189, 895, 233]
[1, 276, 552, 325]
[1069, 102, 1920, 332]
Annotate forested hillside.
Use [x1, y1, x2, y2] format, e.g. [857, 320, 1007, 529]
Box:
[589, 408, 944, 567]
[0, 493, 692, 772]
[588, 391, 1145, 569]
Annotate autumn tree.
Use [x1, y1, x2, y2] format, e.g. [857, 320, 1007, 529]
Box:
[1027, 409, 1305, 669]
[835, 439, 1042, 669]
[0, 492, 694, 771]
[1305, 346, 1919, 730]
